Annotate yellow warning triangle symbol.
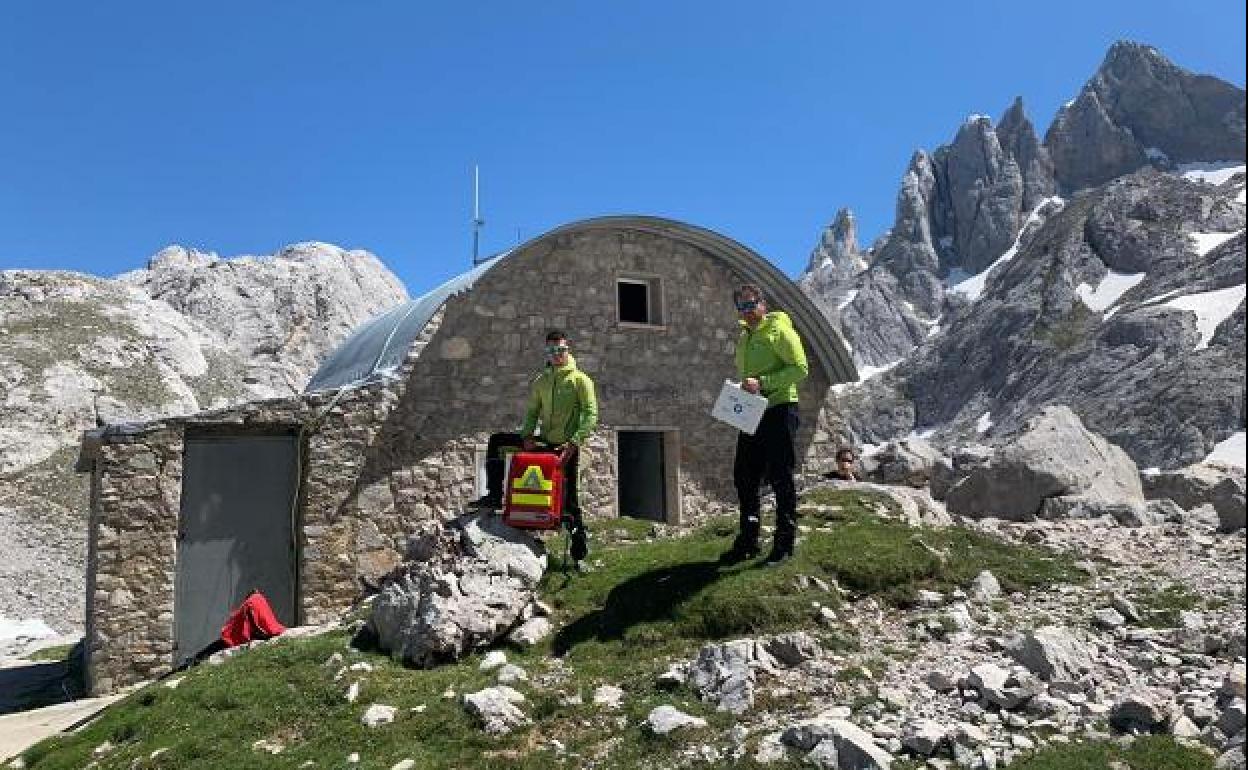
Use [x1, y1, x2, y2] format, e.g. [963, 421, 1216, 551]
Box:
[518, 465, 547, 491]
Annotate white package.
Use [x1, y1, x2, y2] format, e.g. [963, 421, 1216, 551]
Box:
[710, 379, 769, 434]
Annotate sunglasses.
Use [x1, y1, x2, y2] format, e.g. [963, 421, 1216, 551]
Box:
[545, 345, 570, 355]
[735, 299, 761, 313]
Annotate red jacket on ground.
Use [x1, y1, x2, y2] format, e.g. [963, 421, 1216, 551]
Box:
[220, 591, 287, 647]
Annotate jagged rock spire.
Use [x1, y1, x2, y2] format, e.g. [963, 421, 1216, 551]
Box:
[998, 97, 1058, 212]
[805, 208, 863, 274]
[798, 208, 868, 327]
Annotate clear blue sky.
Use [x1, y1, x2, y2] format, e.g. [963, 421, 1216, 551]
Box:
[2, 2, 1244, 295]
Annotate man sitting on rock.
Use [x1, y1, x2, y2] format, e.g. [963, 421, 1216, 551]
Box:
[471, 329, 598, 565]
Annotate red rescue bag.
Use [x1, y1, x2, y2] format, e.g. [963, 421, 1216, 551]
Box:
[502, 451, 564, 530]
[220, 590, 287, 647]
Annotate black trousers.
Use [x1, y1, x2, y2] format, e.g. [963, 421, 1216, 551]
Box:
[485, 433, 587, 555]
[733, 403, 800, 553]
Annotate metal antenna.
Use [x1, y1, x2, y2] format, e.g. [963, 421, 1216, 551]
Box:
[471, 164, 485, 265]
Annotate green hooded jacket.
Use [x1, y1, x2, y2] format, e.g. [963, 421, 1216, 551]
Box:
[522, 354, 599, 445]
[736, 311, 809, 406]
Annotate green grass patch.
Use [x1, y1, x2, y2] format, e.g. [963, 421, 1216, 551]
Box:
[1010, 736, 1214, 770]
[25, 643, 76, 663]
[1132, 582, 1204, 628]
[588, 515, 661, 545]
[21, 489, 1084, 769]
[799, 488, 1081, 606]
[1035, 301, 1097, 352]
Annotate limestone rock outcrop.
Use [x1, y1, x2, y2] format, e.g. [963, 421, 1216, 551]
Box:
[945, 406, 1143, 520]
[1144, 462, 1247, 533]
[120, 242, 407, 395]
[369, 513, 546, 667]
[825, 164, 1244, 472]
[825, 100, 1057, 369]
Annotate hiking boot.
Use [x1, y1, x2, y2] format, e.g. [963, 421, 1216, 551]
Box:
[719, 539, 761, 564]
[570, 524, 589, 562]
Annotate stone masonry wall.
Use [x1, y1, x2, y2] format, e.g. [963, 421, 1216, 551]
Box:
[85, 225, 847, 692]
[336, 228, 844, 531]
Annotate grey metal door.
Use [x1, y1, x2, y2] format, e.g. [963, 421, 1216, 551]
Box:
[174, 434, 299, 666]
[617, 431, 666, 521]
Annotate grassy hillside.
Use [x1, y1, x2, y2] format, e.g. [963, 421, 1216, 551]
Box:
[14, 489, 1213, 769]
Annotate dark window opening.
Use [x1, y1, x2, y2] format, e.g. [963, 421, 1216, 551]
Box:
[618, 280, 650, 324]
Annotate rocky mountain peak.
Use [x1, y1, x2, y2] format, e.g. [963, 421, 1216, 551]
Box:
[275, 241, 375, 264]
[801, 42, 1244, 476]
[123, 241, 408, 395]
[1100, 40, 1176, 80]
[892, 150, 938, 249]
[809, 98, 1062, 369]
[147, 245, 216, 271]
[1046, 40, 1246, 191]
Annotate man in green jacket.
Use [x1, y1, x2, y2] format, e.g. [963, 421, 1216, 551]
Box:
[722, 284, 809, 566]
[473, 329, 598, 562]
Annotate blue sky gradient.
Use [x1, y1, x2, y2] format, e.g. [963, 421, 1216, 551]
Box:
[2, 2, 1244, 294]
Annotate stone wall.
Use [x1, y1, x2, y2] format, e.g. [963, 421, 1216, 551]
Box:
[383, 227, 843, 522]
[83, 225, 850, 692]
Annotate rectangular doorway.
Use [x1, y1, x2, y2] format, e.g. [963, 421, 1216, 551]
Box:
[173, 432, 300, 666]
[616, 430, 679, 522]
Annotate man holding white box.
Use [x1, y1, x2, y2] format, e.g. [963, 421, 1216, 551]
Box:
[722, 284, 809, 566]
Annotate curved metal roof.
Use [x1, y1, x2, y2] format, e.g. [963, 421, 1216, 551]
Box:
[303, 255, 505, 392]
[304, 216, 856, 393]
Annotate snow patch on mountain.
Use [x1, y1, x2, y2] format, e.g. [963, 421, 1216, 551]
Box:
[1205, 431, 1245, 467]
[1178, 161, 1246, 186]
[949, 197, 1064, 301]
[1077, 271, 1148, 313]
[1164, 284, 1247, 350]
[1190, 230, 1244, 257]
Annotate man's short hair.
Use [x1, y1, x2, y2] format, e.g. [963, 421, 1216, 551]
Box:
[545, 329, 568, 343]
[733, 284, 765, 304]
[835, 447, 856, 462]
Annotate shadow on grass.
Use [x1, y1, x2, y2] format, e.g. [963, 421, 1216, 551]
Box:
[0, 660, 80, 714]
[552, 559, 727, 655]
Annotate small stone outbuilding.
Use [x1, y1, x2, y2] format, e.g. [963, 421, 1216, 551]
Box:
[77, 216, 856, 693]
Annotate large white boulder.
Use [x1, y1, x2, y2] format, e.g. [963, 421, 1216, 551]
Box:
[462, 686, 529, 735]
[643, 705, 707, 735]
[369, 513, 546, 667]
[687, 639, 777, 714]
[1005, 626, 1096, 682]
[867, 437, 945, 487]
[945, 406, 1143, 520]
[1143, 462, 1246, 532]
